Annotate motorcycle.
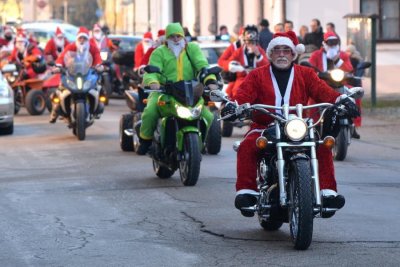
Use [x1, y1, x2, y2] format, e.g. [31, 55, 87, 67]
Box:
[301, 61, 371, 161]
[212, 87, 364, 250]
[50, 51, 106, 141]
[99, 48, 113, 104]
[133, 65, 221, 186]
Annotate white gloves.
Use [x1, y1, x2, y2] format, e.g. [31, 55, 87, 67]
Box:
[228, 61, 245, 73]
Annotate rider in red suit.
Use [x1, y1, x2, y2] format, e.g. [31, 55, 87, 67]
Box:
[220, 25, 268, 98]
[8, 30, 43, 79]
[44, 27, 69, 63]
[221, 31, 357, 218]
[90, 23, 117, 53]
[134, 31, 153, 71]
[140, 29, 166, 68]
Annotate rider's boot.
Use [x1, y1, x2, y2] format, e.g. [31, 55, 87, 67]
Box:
[235, 192, 258, 217]
[49, 103, 60, 123]
[321, 189, 345, 218]
[94, 102, 104, 119]
[352, 128, 360, 139]
[136, 137, 152, 155]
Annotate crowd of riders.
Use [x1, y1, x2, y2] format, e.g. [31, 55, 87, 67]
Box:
[0, 16, 366, 219]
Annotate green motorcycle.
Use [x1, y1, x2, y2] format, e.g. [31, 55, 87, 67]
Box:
[139, 65, 221, 186]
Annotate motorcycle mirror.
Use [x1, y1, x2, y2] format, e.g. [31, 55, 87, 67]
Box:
[144, 65, 161, 74]
[347, 87, 364, 99]
[357, 61, 372, 70]
[208, 66, 222, 75]
[209, 90, 226, 102]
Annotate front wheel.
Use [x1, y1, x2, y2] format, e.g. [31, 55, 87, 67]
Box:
[288, 158, 313, 250]
[25, 90, 46, 115]
[75, 102, 86, 141]
[333, 127, 348, 161]
[206, 113, 221, 155]
[221, 120, 233, 137]
[179, 133, 201, 186]
[119, 113, 134, 151]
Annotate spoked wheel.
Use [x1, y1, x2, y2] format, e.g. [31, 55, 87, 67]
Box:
[75, 102, 86, 141]
[333, 127, 348, 161]
[288, 159, 313, 250]
[25, 90, 46, 115]
[179, 133, 201, 186]
[152, 160, 175, 179]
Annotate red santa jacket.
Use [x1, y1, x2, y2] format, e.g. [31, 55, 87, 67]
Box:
[234, 63, 340, 128]
[44, 38, 69, 61]
[9, 44, 43, 78]
[140, 46, 156, 66]
[90, 37, 117, 52]
[218, 41, 241, 67]
[134, 42, 152, 69]
[309, 48, 353, 72]
[56, 42, 102, 67]
[222, 45, 268, 98]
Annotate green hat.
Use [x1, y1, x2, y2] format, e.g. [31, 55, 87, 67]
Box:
[166, 22, 184, 38]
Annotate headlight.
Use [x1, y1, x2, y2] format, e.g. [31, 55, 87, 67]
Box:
[330, 69, 345, 82]
[176, 105, 202, 119]
[76, 77, 83, 90]
[284, 119, 307, 141]
[100, 51, 108, 61]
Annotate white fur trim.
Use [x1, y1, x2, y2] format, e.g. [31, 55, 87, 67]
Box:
[77, 32, 89, 40]
[255, 54, 264, 63]
[321, 189, 338, 197]
[266, 36, 296, 60]
[296, 43, 305, 54]
[236, 189, 259, 196]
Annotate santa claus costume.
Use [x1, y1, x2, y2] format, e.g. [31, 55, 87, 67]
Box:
[44, 27, 69, 62]
[134, 31, 153, 70]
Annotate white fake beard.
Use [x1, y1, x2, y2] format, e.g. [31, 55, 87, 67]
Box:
[272, 56, 291, 69]
[94, 33, 103, 41]
[325, 45, 339, 59]
[167, 39, 186, 58]
[76, 41, 89, 54]
[55, 38, 64, 48]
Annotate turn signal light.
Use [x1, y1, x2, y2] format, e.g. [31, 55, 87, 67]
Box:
[322, 136, 335, 149]
[208, 102, 216, 107]
[143, 99, 148, 104]
[256, 136, 268, 149]
[52, 97, 60, 104]
[99, 96, 107, 103]
[157, 100, 166, 106]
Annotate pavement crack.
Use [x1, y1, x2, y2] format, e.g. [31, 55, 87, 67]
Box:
[53, 216, 94, 251]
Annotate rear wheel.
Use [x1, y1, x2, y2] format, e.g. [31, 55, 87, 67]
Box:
[333, 127, 348, 161]
[206, 113, 221, 155]
[25, 90, 46, 115]
[119, 113, 134, 151]
[76, 102, 86, 141]
[288, 159, 313, 250]
[102, 75, 112, 105]
[179, 133, 201, 186]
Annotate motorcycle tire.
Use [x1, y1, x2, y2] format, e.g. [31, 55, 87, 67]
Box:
[102, 75, 112, 105]
[221, 120, 234, 137]
[14, 87, 22, 114]
[206, 113, 222, 155]
[45, 88, 57, 112]
[25, 90, 46, 115]
[259, 219, 283, 231]
[288, 158, 313, 250]
[179, 133, 201, 186]
[132, 112, 141, 152]
[153, 160, 175, 179]
[119, 113, 134, 151]
[333, 128, 348, 161]
[75, 102, 86, 141]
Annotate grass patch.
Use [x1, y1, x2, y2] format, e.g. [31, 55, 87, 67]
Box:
[362, 99, 400, 109]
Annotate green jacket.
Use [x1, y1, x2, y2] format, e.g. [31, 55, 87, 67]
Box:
[143, 42, 216, 86]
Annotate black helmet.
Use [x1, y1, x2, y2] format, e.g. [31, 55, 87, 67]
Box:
[243, 24, 258, 42]
[32, 60, 47, 74]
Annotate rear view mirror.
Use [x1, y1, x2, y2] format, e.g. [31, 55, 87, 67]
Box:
[208, 66, 222, 75]
[347, 87, 364, 99]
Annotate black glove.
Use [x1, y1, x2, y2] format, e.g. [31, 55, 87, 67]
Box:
[221, 102, 237, 121]
[341, 98, 360, 118]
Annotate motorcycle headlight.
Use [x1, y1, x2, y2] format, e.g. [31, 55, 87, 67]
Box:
[100, 51, 108, 61]
[330, 69, 345, 82]
[176, 105, 202, 119]
[76, 77, 83, 90]
[284, 119, 307, 141]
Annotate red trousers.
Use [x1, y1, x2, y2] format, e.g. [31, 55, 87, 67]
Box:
[236, 131, 337, 192]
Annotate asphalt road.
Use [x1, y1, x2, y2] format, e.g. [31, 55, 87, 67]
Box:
[1, 99, 399, 267]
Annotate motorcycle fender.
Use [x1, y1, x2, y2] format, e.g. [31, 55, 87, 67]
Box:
[176, 126, 201, 151]
[289, 153, 310, 161]
[59, 89, 71, 114]
[89, 88, 99, 111]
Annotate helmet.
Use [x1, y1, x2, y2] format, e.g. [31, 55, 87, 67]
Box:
[243, 24, 258, 43]
[32, 60, 47, 74]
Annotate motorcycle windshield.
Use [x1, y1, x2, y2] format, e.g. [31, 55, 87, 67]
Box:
[64, 51, 93, 76]
[168, 80, 203, 106]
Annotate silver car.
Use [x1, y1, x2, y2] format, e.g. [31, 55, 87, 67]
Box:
[0, 68, 14, 135]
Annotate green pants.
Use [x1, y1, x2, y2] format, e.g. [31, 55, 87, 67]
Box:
[139, 92, 214, 140]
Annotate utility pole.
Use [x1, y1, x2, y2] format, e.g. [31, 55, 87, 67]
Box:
[63, 0, 68, 22]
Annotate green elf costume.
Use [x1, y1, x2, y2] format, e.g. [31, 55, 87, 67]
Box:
[137, 22, 218, 155]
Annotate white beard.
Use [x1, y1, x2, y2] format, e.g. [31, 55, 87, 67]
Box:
[94, 33, 103, 41]
[55, 38, 64, 48]
[167, 39, 186, 58]
[325, 45, 340, 60]
[76, 41, 89, 55]
[272, 57, 291, 69]
[143, 43, 152, 54]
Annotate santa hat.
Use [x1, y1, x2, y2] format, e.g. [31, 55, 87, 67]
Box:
[93, 23, 102, 32]
[55, 27, 64, 37]
[76, 27, 89, 40]
[266, 30, 305, 60]
[157, 29, 165, 38]
[143, 31, 153, 41]
[324, 31, 338, 41]
[238, 27, 245, 36]
[4, 26, 12, 35]
[16, 31, 27, 42]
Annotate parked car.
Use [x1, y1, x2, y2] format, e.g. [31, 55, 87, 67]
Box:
[21, 22, 78, 49]
[198, 41, 229, 67]
[0, 70, 14, 135]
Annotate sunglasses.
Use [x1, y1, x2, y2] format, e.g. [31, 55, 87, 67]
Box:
[168, 34, 183, 39]
[272, 48, 292, 55]
[325, 39, 339, 46]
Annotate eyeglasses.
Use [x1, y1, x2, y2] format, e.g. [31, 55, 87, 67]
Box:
[325, 39, 339, 46]
[168, 34, 183, 39]
[272, 48, 292, 55]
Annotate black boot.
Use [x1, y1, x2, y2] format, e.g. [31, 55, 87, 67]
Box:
[322, 194, 345, 218]
[49, 104, 60, 123]
[352, 128, 360, 139]
[235, 194, 257, 217]
[136, 138, 152, 155]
